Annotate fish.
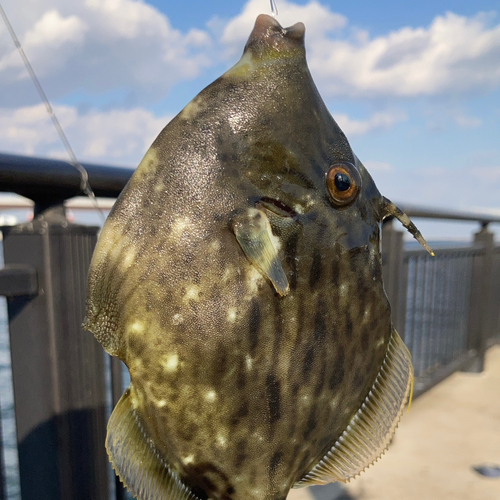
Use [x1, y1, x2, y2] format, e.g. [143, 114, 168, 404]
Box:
[84, 13, 433, 500]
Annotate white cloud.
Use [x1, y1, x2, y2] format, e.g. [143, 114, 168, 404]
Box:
[24, 9, 87, 47]
[221, 3, 500, 98]
[0, 0, 212, 107]
[2, 0, 499, 112]
[0, 103, 172, 166]
[310, 11, 500, 98]
[334, 110, 406, 136]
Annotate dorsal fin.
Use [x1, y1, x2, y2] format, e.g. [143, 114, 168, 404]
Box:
[294, 330, 413, 487]
[107, 386, 199, 500]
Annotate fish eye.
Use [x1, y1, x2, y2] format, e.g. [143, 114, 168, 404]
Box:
[326, 162, 361, 207]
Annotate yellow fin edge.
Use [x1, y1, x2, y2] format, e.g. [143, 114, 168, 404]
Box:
[294, 330, 413, 487]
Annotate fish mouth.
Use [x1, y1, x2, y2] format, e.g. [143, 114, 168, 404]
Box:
[252, 14, 305, 42]
[256, 197, 297, 218]
[244, 14, 306, 56]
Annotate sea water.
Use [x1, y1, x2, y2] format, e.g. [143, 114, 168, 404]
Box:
[0, 239, 20, 500]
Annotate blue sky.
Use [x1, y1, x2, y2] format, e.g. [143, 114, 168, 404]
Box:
[0, 0, 499, 239]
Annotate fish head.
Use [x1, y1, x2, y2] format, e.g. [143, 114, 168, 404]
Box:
[218, 15, 389, 294]
[84, 13, 429, 500]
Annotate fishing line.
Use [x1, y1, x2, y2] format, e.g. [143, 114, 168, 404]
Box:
[0, 2, 105, 223]
[270, 0, 278, 17]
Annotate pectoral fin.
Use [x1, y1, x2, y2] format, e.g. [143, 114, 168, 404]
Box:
[233, 207, 289, 296]
[294, 330, 413, 486]
[107, 386, 199, 500]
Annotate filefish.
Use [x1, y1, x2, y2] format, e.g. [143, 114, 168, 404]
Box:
[84, 14, 432, 500]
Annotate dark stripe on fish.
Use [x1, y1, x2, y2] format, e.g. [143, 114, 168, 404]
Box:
[269, 451, 284, 477]
[314, 300, 327, 341]
[235, 439, 247, 468]
[303, 406, 317, 440]
[266, 374, 281, 425]
[329, 345, 345, 390]
[284, 233, 299, 290]
[302, 347, 314, 378]
[308, 248, 322, 289]
[248, 298, 260, 356]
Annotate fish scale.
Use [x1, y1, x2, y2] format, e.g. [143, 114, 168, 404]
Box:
[84, 13, 430, 500]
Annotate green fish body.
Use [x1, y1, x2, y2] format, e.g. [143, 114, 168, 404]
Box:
[85, 14, 430, 500]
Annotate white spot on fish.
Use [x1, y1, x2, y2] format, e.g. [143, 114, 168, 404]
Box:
[268, 230, 282, 252]
[154, 180, 165, 193]
[161, 354, 179, 372]
[253, 432, 264, 443]
[182, 455, 195, 465]
[210, 240, 221, 252]
[227, 307, 238, 323]
[128, 321, 144, 335]
[222, 267, 235, 283]
[216, 434, 227, 447]
[121, 247, 136, 269]
[171, 217, 194, 240]
[362, 307, 371, 324]
[180, 97, 204, 120]
[157, 399, 167, 408]
[134, 147, 159, 180]
[183, 285, 200, 303]
[205, 390, 217, 402]
[245, 355, 253, 371]
[172, 313, 183, 325]
[245, 266, 265, 295]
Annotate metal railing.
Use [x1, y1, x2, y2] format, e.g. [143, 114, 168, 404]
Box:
[0, 152, 499, 500]
[382, 219, 499, 396]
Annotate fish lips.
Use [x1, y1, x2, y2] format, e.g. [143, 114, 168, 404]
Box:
[244, 14, 306, 56]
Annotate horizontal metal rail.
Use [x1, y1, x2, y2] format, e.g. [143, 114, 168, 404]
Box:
[394, 203, 500, 226]
[0, 194, 116, 211]
[1, 152, 500, 226]
[0, 152, 133, 202]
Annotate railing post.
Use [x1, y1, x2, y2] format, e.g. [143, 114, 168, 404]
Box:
[382, 220, 407, 335]
[465, 225, 494, 372]
[490, 246, 500, 344]
[1, 204, 109, 500]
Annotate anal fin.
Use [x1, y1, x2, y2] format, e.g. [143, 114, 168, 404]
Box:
[294, 330, 413, 487]
[107, 386, 199, 500]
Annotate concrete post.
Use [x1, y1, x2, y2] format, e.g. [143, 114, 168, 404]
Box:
[382, 220, 407, 335]
[2, 205, 109, 500]
[465, 225, 494, 373]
